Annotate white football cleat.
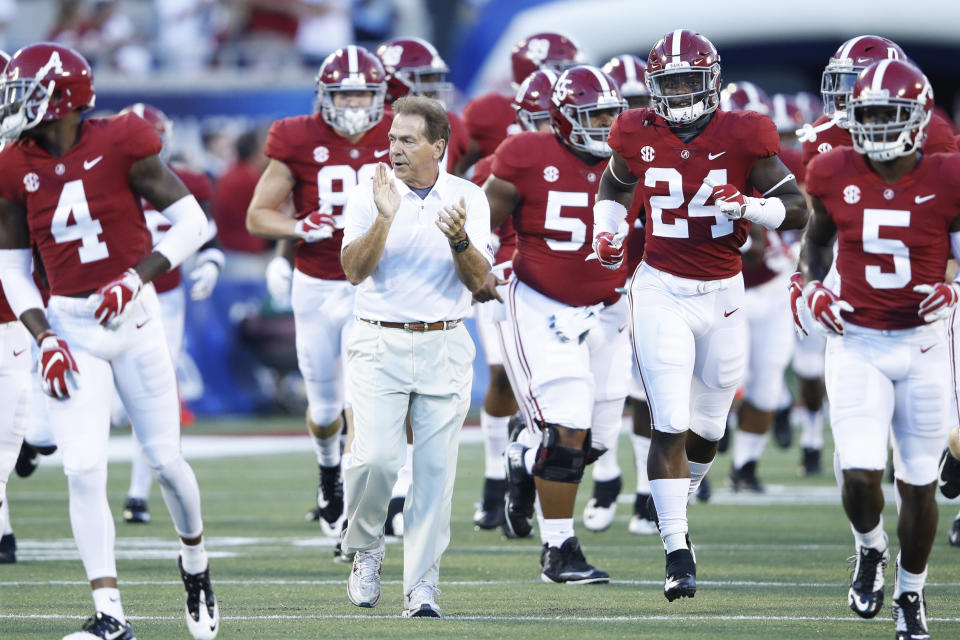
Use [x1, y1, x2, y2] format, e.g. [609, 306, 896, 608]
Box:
[628, 515, 659, 536]
[179, 557, 219, 639]
[583, 498, 617, 532]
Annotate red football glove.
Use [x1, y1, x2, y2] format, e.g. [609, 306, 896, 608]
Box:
[913, 282, 960, 323]
[591, 231, 625, 270]
[803, 280, 854, 336]
[709, 183, 748, 219]
[38, 332, 79, 399]
[787, 272, 808, 338]
[294, 210, 336, 242]
[94, 268, 142, 328]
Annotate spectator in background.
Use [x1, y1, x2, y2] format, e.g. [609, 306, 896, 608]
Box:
[155, 0, 217, 73]
[200, 127, 235, 179]
[214, 128, 272, 280]
[0, 0, 16, 52]
[295, 0, 351, 68]
[236, 0, 301, 71]
[49, 0, 151, 74]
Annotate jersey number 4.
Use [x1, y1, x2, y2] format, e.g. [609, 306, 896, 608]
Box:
[645, 168, 732, 239]
[50, 179, 109, 263]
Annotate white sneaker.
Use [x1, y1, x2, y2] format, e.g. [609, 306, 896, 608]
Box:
[628, 515, 658, 536]
[402, 580, 441, 618]
[347, 539, 384, 608]
[583, 498, 617, 532]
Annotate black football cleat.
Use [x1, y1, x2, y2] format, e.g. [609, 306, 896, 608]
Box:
[15, 442, 56, 478]
[540, 537, 610, 584]
[772, 406, 793, 449]
[0, 533, 16, 564]
[729, 460, 764, 493]
[122, 497, 151, 524]
[937, 448, 960, 499]
[179, 556, 219, 639]
[473, 478, 506, 530]
[62, 611, 135, 639]
[384, 495, 405, 538]
[847, 544, 889, 619]
[892, 591, 929, 640]
[663, 542, 697, 602]
[948, 514, 960, 547]
[502, 442, 535, 539]
[800, 447, 822, 476]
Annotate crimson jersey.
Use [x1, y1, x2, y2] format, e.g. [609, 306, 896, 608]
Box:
[472, 153, 516, 264]
[446, 110, 469, 172]
[146, 167, 214, 294]
[610, 108, 778, 280]
[0, 286, 13, 323]
[265, 111, 392, 280]
[492, 131, 626, 306]
[806, 148, 960, 330]
[802, 112, 958, 166]
[463, 92, 521, 157]
[0, 114, 159, 295]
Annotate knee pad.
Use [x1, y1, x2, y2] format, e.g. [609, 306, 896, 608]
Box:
[532, 424, 588, 483]
[308, 402, 343, 430]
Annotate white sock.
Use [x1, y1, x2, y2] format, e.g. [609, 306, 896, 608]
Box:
[631, 434, 651, 494]
[540, 517, 574, 548]
[0, 493, 11, 535]
[688, 460, 713, 498]
[92, 587, 124, 622]
[180, 540, 209, 574]
[894, 553, 927, 598]
[732, 431, 768, 470]
[591, 446, 621, 483]
[799, 409, 824, 449]
[852, 519, 887, 551]
[391, 444, 414, 498]
[480, 411, 509, 480]
[127, 448, 153, 501]
[523, 447, 537, 476]
[650, 478, 690, 553]
[833, 450, 844, 489]
[312, 430, 341, 468]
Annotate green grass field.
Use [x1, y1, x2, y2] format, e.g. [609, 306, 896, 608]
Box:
[2, 417, 959, 639]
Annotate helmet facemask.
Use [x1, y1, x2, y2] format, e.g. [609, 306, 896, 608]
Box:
[0, 75, 54, 141]
[821, 64, 860, 126]
[647, 66, 719, 125]
[398, 68, 454, 108]
[849, 98, 930, 161]
[318, 81, 386, 136]
[556, 103, 624, 157]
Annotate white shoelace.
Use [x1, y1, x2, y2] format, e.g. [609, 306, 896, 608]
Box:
[408, 580, 441, 606]
[354, 547, 384, 585]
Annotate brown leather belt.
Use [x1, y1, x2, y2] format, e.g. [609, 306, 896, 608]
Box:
[360, 318, 461, 332]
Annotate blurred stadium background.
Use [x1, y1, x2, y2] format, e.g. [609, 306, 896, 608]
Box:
[3, 0, 959, 417]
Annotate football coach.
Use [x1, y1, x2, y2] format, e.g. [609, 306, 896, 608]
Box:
[339, 95, 492, 617]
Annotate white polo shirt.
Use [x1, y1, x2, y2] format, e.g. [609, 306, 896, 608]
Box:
[342, 166, 493, 322]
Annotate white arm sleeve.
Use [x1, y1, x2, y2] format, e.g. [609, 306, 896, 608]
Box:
[153, 195, 208, 269]
[0, 248, 44, 318]
[593, 199, 628, 236]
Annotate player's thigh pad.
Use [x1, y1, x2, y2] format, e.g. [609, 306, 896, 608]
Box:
[0, 321, 32, 481]
[791, 329, 826, 379]
[292, 271, 355, 425]
[499, 280, 593, 430]
[587, 297, 632, 403]
[474, 298, 505, 367]
[157, 287, 186, 363]
[743, 278, 795, 411]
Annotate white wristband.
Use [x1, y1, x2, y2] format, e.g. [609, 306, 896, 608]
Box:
[742, 196, 786, 230]
[0, 248, 44, 317]
[154, 195, 207, 269]
[593, 199, 628, 236]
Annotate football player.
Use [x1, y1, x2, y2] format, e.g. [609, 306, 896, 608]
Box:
[592, 30, 807, 601]
[798, 59, 957, 640]
[602, 54, 651, 111]
[0, 44, 218, 640]
[117, 102, 223, 526]
[456, 32, 582, 175]
[247, 46, 390, 541]
[486, 65, 630, 583]
[469, 68, 557, 531]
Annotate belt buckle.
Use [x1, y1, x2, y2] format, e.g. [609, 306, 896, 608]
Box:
[403, 322, 427, 332]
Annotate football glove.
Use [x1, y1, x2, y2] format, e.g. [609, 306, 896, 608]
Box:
[294, 210, 336, 243]
[38, 332, 79, 399]
[913, 282, 960, 323]
[94, 268, 142, 328]
[591, 231, 626, 270]
[265, 256, 293, 308]
[709, 183, 748, 220]
[803, 280, 853, 336]
[787, 272, 808, 338]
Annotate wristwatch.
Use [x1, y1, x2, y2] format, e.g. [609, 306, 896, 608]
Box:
[451, 234, 470, 254]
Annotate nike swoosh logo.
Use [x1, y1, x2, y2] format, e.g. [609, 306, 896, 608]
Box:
[920, 344, 935, 354]
[724, 308, 739, 317]
[83, 156, 104, 170]
[136, 319, 150, 329]
[374, 149, 389, 158]
[13, 349, 25, 357]
[914, 194, 936, 204]
[852, 594, 873, 611]
[617, 325, 627, 333]
[708, 151, 726, 160]
[103, 629, 125, 640]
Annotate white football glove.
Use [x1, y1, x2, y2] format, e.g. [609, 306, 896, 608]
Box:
[266, 256, 293, 308]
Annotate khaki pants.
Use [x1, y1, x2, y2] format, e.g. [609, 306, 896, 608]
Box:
[342, 318, 474, 594]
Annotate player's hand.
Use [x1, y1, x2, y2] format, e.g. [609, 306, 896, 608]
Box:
[265, 256, 294, 307]
[709, 182, 748, 219]
[591, 231, 625, 270]
[803, 280, 854, 336]
[787, 272, 808, 338]
[373, 162, 401, 220]
[94, 268, 142, 328]
[294, 210, 336, 242]
[913, 282, 960, 323]
[473, 272, 507, 303]
[38, 332, 79, 399]
[188, 261, 220, 301]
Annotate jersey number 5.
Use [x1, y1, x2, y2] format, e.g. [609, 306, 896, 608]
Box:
[862, 208, 911, 289]
[645, 168, 732, 239]
[50, 179, 109, 263]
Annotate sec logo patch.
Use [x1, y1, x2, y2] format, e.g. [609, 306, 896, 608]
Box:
[313, 146, 330, 163]
[24, 173, 39, 193]
[817, 142, 833, 154]
[842, 184, 860, 204]
[640, 146, 655, 162]
[543, 166, 559, 182]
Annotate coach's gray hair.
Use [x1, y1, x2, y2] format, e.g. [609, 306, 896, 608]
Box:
[393, 96, 450, 153]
